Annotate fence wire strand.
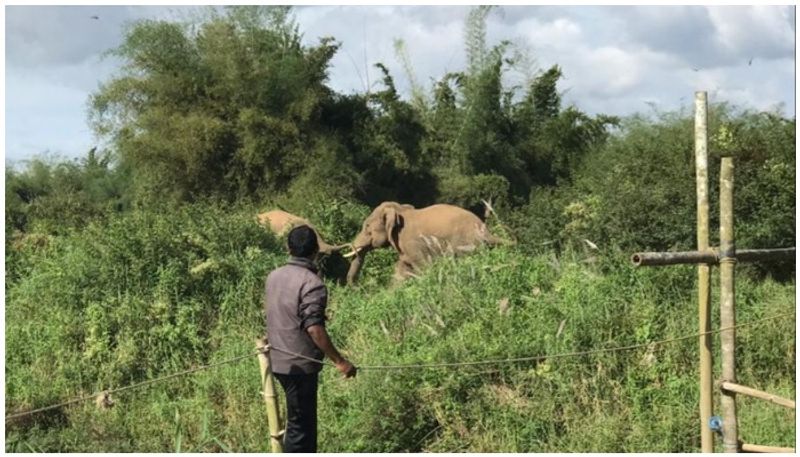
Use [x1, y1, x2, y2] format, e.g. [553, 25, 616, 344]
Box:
[270, 312, 795, 370]
[5, 351, 263, 422]
[6, 311, 794, 422]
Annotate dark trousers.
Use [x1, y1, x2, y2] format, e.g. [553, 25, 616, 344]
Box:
[274, 372, 319, 453]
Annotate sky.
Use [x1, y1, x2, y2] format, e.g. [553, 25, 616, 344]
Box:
[3, 4, 797, 167]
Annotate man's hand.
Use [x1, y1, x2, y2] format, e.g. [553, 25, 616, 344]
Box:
[306, 324, 357, 378]
[335, 359, 357, 378]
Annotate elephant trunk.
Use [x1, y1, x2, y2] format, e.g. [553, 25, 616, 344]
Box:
[346, 249, 368, 285]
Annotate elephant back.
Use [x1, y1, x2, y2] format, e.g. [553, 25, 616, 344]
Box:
[257, 210, 313, 235]
[402, 204, 490, 249]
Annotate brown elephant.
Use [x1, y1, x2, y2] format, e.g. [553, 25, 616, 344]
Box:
[343, 202, 506, 284]
[256, 209, 347, 255]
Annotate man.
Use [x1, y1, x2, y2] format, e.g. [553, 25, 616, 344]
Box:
[264, 225, 357, 453]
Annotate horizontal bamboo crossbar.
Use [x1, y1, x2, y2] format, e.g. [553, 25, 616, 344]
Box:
[631, 248, 795, 267]
[720, 381, 796, 409]
[740, 443, 796, 453]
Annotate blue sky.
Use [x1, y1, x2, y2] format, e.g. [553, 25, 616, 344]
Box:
[4, 4, 796, 167]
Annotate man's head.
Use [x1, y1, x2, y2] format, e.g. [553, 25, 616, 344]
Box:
[287, 225, 319, 258]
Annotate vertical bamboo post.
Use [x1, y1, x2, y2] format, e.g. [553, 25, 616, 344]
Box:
[256, 337, 283, 453]
[719, 157, 738, 453]
[695, 91, 714, 453]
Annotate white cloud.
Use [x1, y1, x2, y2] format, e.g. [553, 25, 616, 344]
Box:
[297, 5, 467, 95]
[708, 6, 795, 61]
[4, 5, 796, 163]
[583, 47, 645, 95]
[515, 16, 583, 47]
[5, 69, 96, 164]
[514, 16, 678, 102]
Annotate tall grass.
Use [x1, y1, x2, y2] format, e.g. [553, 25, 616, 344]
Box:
[5, 205, 795, 452]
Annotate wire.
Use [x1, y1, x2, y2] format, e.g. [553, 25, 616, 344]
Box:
[5, 350, 263, 422]
[271, 312, 794, 370]
[6, 311, 794, 422]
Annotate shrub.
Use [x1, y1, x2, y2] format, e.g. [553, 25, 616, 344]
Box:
[6, 223, 795, 451]
[509, 106, 795, 283]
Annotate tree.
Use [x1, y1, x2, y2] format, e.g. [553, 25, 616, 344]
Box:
[5, 149, 131, 235]
[350, 63, 435, 206]
[513, 65, 619, 186]
[90, 6, 342, 203]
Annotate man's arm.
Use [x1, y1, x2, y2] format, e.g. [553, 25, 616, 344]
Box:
[306, 325, 357, 378]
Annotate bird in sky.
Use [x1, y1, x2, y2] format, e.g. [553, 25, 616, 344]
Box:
[90, 15, 99, 20]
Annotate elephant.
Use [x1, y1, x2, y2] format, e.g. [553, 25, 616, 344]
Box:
[343, 202, 506, 284]
[256, 209, 347, 256]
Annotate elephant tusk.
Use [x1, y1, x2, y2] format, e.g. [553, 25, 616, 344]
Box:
[343, 245, 363, 258]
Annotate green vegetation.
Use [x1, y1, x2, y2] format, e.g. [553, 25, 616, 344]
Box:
[5, 5, 795, 453]
[5, 219, 795, 451]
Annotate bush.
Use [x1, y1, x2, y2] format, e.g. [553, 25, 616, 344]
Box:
[6, 213, 795, 451]
[318, 248, 795, 452]
[509, 106, 795, 282]
[5, 151, 131, 236]
[6, 203, 280, 438]
[436, 173, 511, 215]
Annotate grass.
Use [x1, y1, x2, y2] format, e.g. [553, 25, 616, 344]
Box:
[4, 205, 795, 452]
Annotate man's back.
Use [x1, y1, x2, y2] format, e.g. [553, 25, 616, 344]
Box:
[265, 258, 328, 375]
[265, 225, 355, 453]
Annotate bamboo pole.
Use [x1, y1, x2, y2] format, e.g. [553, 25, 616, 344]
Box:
[256, 338, 283, 453]
[740, 443, 796, 453]
[694, 91, 714, 453]
[631, 250, 717, 266]
[733, 248, 796, 264]
[720, 382, 796, 409]
[719, 157, 738, 453]
[630, 248, 795, 267]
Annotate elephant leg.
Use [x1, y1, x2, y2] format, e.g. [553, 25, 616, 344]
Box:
[392, 258, 417, 283]
[392, 261, 407, 283]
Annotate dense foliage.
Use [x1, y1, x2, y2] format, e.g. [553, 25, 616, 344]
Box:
[6, 149, 131, 236]
[86, 6, 615, 209]
[5, 5, 795, 453]
[506, 106, 795, 278]
[5, 210, 795, 451]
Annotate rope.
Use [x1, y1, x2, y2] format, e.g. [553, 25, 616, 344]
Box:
[6, 312, 794, 422]
[5, 350, 263, 422]
[270, 312, 795, 370]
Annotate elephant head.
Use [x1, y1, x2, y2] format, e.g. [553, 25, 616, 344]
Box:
[344, 202, 414, 284]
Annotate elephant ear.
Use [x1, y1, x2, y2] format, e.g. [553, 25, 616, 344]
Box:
[384, 207, 404, 252]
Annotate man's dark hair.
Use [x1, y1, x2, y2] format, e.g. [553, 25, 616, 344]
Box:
[287, 225, 319, 258]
